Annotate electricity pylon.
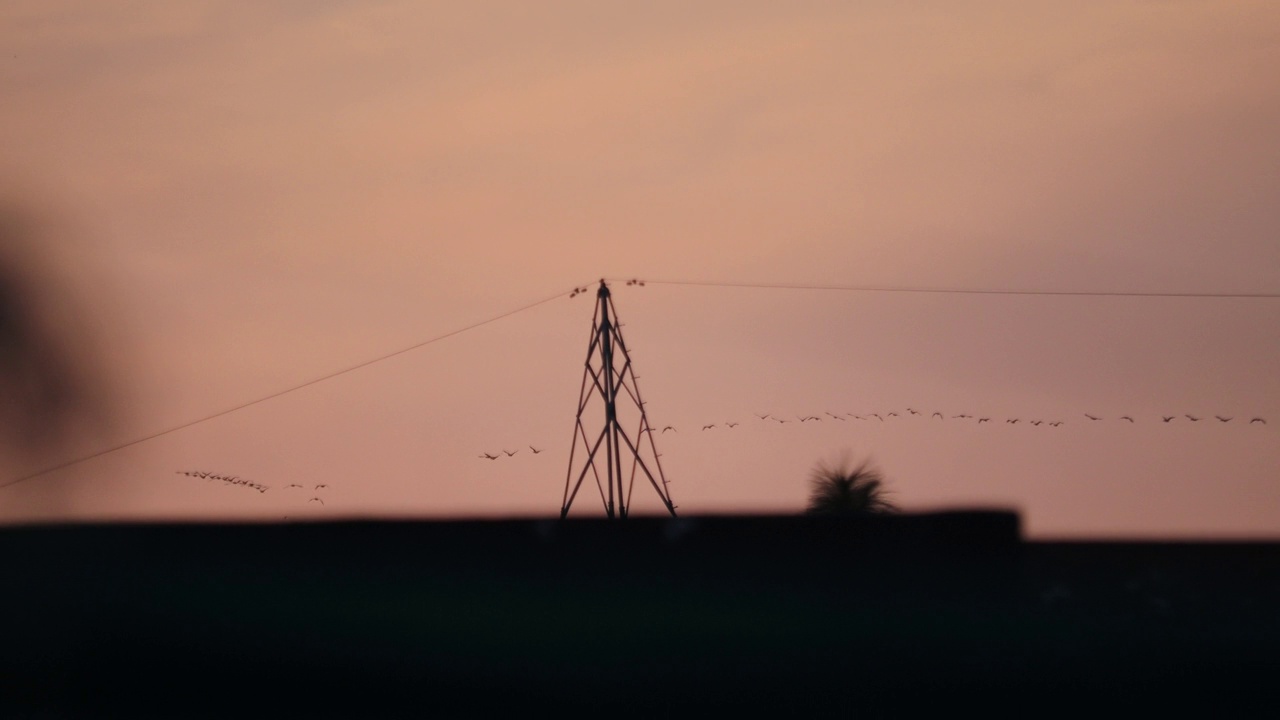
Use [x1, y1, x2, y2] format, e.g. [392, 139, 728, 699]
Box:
[561, 280, 676, 519]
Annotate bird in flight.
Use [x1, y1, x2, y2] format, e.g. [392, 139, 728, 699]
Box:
[886, 412, 899, 418]
[287, 483, 303, 489]
[775, 418, 789, 424]
[825, 412, 845, 421]
[530, 446, 544, 454]
[1049, 421, 1064, 427]
[755, 413, 771, 420]
[869, 414, 883, 422]
[308, 497, 324, 505]
[907, 408, 920, 415]
[1085, 414, 1101, 421]
[1251, 418, 1267, 424]
[315, 484, 328, 489]
[702, 424, 717, 430]
[1215, 416, 1232, 422]
[1007, 419, 1019, 424]
[1119, 416, 1135, 423]
[1030, 420, 1043, 426]
[503, 449, 519, 457]
[1162, 416, 1176, 423]
[1186, 415, 1201, 422]
[978, 418, 990, 424]
[479, 453, 500, 460]
[932, 412, 944, 419]
[662, 426, 676, 433]
[725, 422, 739, 428]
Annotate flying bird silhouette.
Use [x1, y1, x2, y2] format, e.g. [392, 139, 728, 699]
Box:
[755, 413, 771, 420]
[1119, 416, 1134, 423]
[977, 418, 990, 424]
[1030, 420, 1043, 426]
[907, 408, 920, 415]
[1007, 419, 1019, 424]
[503, 449, 519, 456]
[1085, 414, 1101, 421]
[725, 422, 738, 428]
[1215, 416, 1232, 422]
[887, 412, 899, 418]
[530, 446, 544, 454]
[1162, 416, 1176, 423]
[1186, 415, 1201, 422]
[869, 414, 883, 421]
[308, 497, 324, 505]
[1250, 418, 1266, 424]
[315, 484, 328, 489]
[702, 424, 717, 430]
[480, 453, 499, 460]
[287, 484, 303, 489]
[662, 426, 676, 433]
[1049, 421, 1064, 427]
[932, 413, 944, 419]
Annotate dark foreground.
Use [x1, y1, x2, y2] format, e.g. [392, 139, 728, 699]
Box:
[2, 512, 1277, 717]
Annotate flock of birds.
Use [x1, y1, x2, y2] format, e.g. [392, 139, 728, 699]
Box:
[177, 471, 333, 517]
[478, 446, 545, 460]
[283, 482, 330, 506]
[568, 279, 646, 299]
[652, 410, 1270, 434]
[476, 410, 1268, 459]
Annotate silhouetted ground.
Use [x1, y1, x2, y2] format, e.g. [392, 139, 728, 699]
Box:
[2, 512, 1276, 717]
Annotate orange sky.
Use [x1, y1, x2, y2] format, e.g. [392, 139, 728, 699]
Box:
[2, 1, 1278, 537]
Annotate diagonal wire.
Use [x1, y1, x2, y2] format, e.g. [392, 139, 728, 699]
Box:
[609, 278, 1280, 299]
[2, 284, 588, 491]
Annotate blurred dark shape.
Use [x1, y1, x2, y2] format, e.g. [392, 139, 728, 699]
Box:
[0, 203, 111, 467]
[804, 454, 897, 515]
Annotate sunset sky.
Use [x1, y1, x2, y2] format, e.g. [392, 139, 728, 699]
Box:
[2, 1, 1277, 537]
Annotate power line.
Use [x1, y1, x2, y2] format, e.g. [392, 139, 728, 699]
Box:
[612, 278, 1280, 299]
[1, 284, 584, 492]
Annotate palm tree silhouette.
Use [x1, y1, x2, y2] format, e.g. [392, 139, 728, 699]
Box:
[804, 456, 897, 516]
